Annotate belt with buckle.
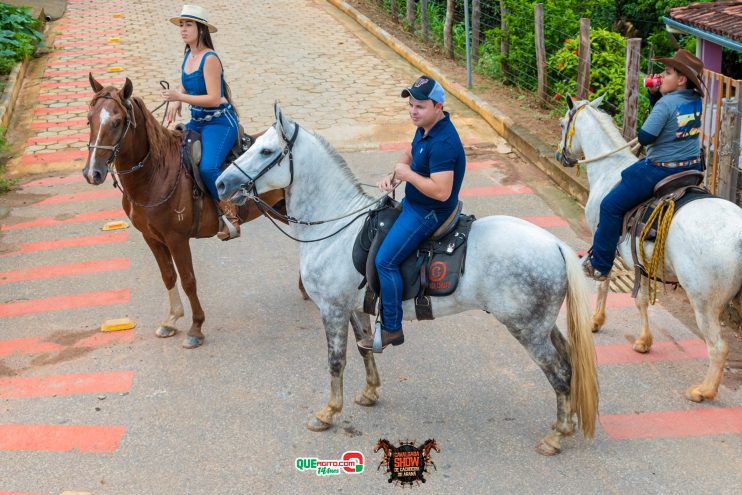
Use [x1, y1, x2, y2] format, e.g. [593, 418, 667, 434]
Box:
[652, 158, 701, 168]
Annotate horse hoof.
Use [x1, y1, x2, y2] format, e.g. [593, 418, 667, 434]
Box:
[685, 386, 714, 403]
[354, 393, 377, 407]
[155, 326, 176, 338]
[182, 336, 204, 349]
[306, 417, 332, 432]
[535, 440, 561, 456]
[632, 341, 651, 353]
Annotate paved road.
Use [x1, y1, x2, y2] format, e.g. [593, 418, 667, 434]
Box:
[1, 1, 740, 494]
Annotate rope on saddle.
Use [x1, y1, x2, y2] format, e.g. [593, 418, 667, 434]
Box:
[638, 198, 675, 305]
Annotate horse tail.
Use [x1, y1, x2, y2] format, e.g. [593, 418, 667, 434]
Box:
[559, 243, 599, 438]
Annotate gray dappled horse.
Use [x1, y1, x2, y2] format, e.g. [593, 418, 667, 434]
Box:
[216, 104, 599, 455]
[557, 95, 742, 402]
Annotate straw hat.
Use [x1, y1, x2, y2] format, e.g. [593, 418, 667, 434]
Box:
[654, 49, 704, 96]
[169, 5, 217, 33]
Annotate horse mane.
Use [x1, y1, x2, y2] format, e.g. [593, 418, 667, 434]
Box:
[310, 131, 370, 198]
[91, 87, 181, 169]
[129, 96, 182, 167]
[583, 104, 627, 146]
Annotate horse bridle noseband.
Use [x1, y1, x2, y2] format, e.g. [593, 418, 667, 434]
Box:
[230, 121, 300, 195]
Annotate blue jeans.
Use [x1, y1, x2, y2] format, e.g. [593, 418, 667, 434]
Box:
[375, 200, 443, 332]
[591, 158, 703, 275]
[186, 105, 238, 200]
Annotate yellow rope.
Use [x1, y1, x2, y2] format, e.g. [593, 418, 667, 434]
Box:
[638, 199, 675, 305]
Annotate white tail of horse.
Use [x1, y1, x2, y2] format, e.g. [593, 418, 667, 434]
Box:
[560, 243, 599, 438]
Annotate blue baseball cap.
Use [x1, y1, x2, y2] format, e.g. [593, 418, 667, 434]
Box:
[401, 75, 445, 104]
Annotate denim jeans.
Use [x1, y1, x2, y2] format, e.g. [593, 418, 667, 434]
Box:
[186, 105, 238, 200]
[591, 158, 703, 275]
[375, 200, 443, 332]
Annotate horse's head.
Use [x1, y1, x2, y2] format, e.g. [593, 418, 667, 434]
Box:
[556, 94, 605, 168]
[83, 73, 135, 185]
[422, 439, 440, 453]
[216, 102, 298, 205]
[373, 439, 391, 453]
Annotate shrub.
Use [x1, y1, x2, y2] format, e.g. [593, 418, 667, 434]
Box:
[0, 4, 43, 75]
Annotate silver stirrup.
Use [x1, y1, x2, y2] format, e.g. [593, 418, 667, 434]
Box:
[220, 214, 239, 239]
[372, 322, 383, 354]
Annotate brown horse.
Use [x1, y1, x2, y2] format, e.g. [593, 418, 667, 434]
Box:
[373, 439, 393, 471]
[83, 74, 287, 348]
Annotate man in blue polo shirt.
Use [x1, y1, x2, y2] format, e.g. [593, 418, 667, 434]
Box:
[358, 75, 466, 352]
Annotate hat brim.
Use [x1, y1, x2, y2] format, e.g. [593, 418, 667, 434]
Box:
[653, 57, 704, 96]
[170, 16, 217, 33]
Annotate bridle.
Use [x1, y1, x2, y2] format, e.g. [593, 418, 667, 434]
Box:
[557, 102, 639, 170]
[557, 103, 588, 168]
[88, 94, 150, 177]
[229, 121, 299, 195]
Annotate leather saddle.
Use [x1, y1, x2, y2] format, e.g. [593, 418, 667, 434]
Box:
[178, 123, 255, 197]
[619, 169, 713, 295]
[352, 197, 475, 320]
[176, 124, 270, 238]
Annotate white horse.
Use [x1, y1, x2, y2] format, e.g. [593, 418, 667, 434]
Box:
[216, 104, 598, 455]
[557, 95, 742, 402]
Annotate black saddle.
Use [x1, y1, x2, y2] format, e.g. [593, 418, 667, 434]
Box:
[619, 169, 714, 295]
[352, 197, 475, 320]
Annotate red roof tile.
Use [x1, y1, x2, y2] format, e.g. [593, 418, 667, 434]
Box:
[669, 1, 742, 42]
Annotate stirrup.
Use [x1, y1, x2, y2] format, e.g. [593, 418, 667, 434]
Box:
[372, 322, 384, 354]
[581, 256, 608, 282]
[217, 215, 240, 241]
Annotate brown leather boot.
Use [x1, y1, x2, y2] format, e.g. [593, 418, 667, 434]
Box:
[217, 200, 241, 241]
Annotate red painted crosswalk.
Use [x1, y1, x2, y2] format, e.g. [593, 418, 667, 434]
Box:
[0, 258, 129, 285]
[600, 407, 742, 440]
[0, 371, 134, 399]
[0, 424, 126, 452]
[0, 232, 128, 257]
[0, 289, 130, 318]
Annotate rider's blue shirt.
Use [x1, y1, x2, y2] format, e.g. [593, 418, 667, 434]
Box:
[640, 89, 702, 162]
[405, 111, 466, 217]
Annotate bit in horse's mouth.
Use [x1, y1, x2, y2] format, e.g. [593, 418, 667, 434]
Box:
[230, 191, 248, 206]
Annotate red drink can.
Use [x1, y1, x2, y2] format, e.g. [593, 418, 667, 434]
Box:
[644, 76, 662, 89]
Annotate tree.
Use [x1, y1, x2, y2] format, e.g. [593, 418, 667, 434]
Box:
[444, 0, 455, 59]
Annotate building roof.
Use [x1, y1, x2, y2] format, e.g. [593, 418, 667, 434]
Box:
[668, 1, 742, 42]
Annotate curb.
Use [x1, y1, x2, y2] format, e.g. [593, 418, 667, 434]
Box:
[0, 7, 47, 133]
[0, 57, 31, 131]
[326, 0, 589, 205]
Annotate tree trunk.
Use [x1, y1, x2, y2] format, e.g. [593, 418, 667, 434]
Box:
[500, 0, 509, 81]
[472, 0, 480, 65]
[406, 0, 415, 31]
[444, 0, 455, 59]
[390, 0, 398, 22]
[421, 0, 429, 41]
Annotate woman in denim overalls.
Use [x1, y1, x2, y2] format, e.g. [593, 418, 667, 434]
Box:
[161, 5, 241, 240]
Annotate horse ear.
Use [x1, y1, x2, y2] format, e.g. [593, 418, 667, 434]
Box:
[89, 72, 103, 93]
[274, 101, 294, 142]
[566, 94, 575, 110]
[589, 93, 606, 108]
[121, 78, 133, 101]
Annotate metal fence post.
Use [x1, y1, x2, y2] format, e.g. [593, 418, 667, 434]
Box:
[464, 0, 472, 88]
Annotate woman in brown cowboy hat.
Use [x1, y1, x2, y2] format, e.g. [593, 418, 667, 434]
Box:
[160, 5, 242, 240]
[582, 48, 705, 280]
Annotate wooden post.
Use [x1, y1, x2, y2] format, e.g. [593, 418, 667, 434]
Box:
[717, 97, 741, 201]
[406, 0, 415, 31]
[390, 0, 398, 22]
[576, 17, 591, 100]
[421, 0, 430, 41]
[444, 0, 455, 59]
[500, 0, 510, 82]
[472, 0, 480, 64]
[534, 3, 547, 105]
[622, 38, 641, 140]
